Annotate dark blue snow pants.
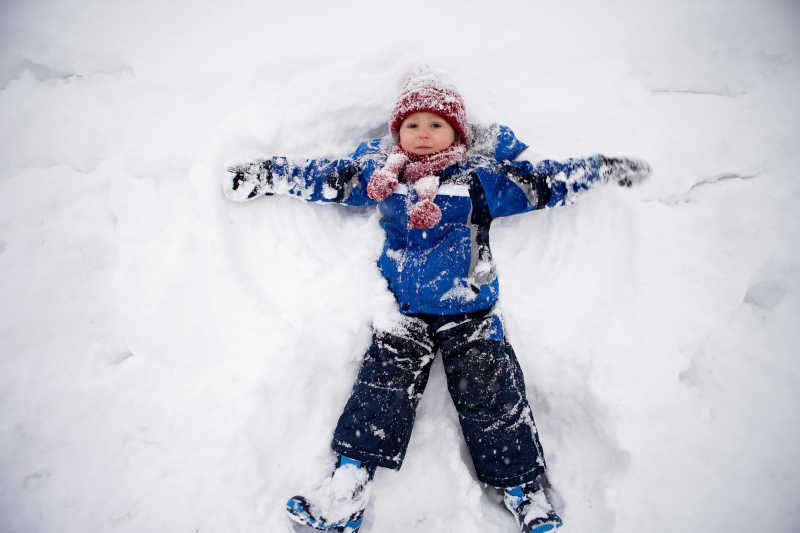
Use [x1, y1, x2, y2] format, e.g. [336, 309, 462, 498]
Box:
[331, 309, 547, 488]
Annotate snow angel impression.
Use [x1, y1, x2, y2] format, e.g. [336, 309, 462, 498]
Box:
[225, 72, 650, 533]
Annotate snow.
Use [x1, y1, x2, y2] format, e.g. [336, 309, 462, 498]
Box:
[1, 1, 799, 532]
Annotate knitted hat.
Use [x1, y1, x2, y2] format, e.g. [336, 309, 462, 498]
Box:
[389, 74, 470, 144]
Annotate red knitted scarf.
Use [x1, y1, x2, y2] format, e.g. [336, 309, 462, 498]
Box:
[367, 143, 467, 228]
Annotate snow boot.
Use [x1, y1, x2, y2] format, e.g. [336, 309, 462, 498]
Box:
[286, 456, 373, 532]
[503, 476, 563, 533]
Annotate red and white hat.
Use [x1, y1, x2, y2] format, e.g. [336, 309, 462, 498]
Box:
[389, 74, 470, 145]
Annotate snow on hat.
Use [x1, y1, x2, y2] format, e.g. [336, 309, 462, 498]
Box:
[389, 73, 470, 144]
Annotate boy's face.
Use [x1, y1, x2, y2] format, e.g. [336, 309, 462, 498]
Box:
[398, 112, 456, 156]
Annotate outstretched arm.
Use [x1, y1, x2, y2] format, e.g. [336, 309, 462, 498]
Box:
[224, 140, 383, 206]
[527, 154, 650, 207]
[478, 151, 650, 219]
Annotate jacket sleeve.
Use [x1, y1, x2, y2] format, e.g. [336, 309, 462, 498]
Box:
[223, 139, 382, 206]
[476, 156, 607, 219]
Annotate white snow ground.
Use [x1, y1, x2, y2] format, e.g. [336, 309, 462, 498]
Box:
[1, 1, 799, 532]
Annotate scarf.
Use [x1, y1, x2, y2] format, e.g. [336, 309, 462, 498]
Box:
[366, 143, 467, 229]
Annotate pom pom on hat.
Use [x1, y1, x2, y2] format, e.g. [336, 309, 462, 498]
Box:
[389, 72, 470, 144]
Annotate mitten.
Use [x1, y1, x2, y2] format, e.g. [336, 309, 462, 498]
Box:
[596, 155, 651, 187]
[224, 159, 274, 201]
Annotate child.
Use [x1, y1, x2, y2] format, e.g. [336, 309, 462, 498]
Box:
[225, 73, 650, 533]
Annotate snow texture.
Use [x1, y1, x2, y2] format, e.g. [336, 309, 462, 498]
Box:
[1, 1, 799, 532]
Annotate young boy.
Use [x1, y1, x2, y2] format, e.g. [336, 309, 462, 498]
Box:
[225, 73, 650, 533]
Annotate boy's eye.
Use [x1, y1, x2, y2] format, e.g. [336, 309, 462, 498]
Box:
[431, 123, 442, 128]
[405, 123, 417, 128]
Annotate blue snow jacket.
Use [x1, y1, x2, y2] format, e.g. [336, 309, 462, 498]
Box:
[226, 125, 606, 315]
